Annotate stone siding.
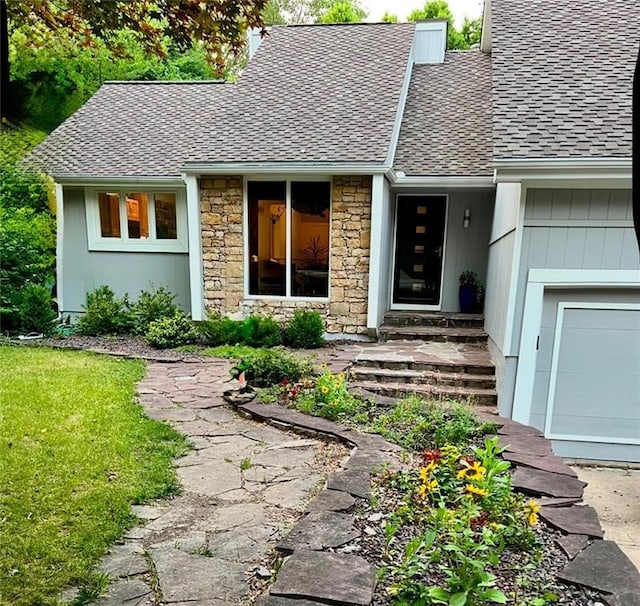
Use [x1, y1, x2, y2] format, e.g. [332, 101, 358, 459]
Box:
[200, 175, 372, 334]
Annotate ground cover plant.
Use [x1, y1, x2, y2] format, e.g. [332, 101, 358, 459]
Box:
[0, 346, 189, 606]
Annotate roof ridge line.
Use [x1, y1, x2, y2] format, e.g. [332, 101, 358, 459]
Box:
[102, 80, 226, 85]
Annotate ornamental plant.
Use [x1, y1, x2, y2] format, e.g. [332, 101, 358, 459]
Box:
[384, 437, 541, 605]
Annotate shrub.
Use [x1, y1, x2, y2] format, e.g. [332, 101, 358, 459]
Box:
[145, 312, 198, 349]
[129, 286, 179, 335]
[76, 286, 131, 336]
[18, 284, 57, 336]
[239, 348, 312, 387]
[199, 313, 244, 346]
[285, 310, 325, 348]
[0, 206, 55, 331]
[241, 315, 283, 347]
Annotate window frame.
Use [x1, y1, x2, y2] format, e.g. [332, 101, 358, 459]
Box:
[85, 187, 188, 253]
[243, 176, 332, 302]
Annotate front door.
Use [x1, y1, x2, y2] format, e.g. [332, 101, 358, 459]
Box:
[392, 195, 447, 306]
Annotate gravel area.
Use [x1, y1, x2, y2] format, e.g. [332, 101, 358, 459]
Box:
[332, 476, 608, 605]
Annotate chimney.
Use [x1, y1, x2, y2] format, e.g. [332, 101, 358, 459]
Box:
[413, 20, 448, 64]
[248, 27, 264, 60]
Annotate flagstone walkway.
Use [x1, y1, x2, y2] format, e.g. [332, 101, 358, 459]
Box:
[92, 360, 351, 606]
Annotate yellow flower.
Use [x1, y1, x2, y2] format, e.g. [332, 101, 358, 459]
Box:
[419, 461, 437, 481]
[456, 459, 486, 481]
[418, 479, 438, 499]
[525, 499, 540, 526]
[465, 484, 489, 498]
[320, 385, 329, 395]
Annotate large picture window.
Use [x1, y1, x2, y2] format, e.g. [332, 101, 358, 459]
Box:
[248, 180, 330, 298]
[86, 188, 187, 252]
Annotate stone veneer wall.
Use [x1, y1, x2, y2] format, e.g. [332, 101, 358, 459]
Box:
[200, 175, 372, 334]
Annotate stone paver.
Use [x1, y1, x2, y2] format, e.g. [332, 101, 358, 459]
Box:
[512, 466, 586, 498]
[270, 551, 376, 605]
[540, 505, 603, 538]
[557, 540, 640, 596]
[93, 361, 350, 605]
[276, 511, 360, 553]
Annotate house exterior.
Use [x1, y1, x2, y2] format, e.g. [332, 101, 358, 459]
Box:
[30, 0, 640, 461]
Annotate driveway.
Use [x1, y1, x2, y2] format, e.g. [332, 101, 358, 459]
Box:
[572, 466, 640, 572]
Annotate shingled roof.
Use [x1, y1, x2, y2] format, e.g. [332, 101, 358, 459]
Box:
[27, 81, 228, 178]
[29, 22, 416, 178]
[491, 0, 639, 159]
[188, 22, 415, 165]
[394, 51, 492, 177]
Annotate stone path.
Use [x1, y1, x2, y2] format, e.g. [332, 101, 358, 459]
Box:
[92, 360, 351, 606]
[64, 351, 640, 606]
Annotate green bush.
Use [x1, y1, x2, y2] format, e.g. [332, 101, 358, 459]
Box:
[77, 286, 131, 336]
[145, 312, 198, 349]
[241, 315, 283, 347]
[18, 284, 57, 336]
[240, 348, 312, 387]
[285, 310, 325, 348]
[199, 314, 244, 346]
[129, 286, 179, 335]
[0, 206, 55, 331]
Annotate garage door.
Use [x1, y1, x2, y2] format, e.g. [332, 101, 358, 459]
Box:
[529, 289, 640, 462]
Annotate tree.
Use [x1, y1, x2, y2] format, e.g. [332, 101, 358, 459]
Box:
[381, 11, 398, 23]
[261, 0, 332, 25]
[408, 0, 481, 50]
[318, 0, 367, 23]
[1, 0, 269, 121]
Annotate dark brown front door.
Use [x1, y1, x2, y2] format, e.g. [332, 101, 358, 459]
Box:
[392, 195, 447, 306]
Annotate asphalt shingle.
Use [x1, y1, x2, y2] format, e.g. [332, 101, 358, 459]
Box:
[492, 0, 640, 159]
[27, 81, 228, 178]
[394, 51, 492, 177]
[188, 22, 415, 165]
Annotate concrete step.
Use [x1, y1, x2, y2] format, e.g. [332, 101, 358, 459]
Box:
[350, 380, 498, 407]
[379, 325, 488, 344]
[383, 311, 484, 329]
[350, 366, 496, 390]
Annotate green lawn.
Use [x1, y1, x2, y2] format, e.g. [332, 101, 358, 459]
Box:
[0, 346, 189, 606]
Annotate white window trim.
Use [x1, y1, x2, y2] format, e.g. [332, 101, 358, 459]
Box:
[243, 176, 332, 301]
[85, 187, 188, 253]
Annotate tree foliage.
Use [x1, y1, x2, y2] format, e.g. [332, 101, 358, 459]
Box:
[318, 0, 367, 23]
[2, 0, 268, 121]
[408, 0, 482, 50]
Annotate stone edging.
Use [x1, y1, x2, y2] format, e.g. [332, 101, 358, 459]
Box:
[229, 400, 640, 606]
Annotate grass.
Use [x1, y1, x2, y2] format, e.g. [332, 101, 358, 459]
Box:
[201, 344, 260, 359]
[0, 346, 189, 606]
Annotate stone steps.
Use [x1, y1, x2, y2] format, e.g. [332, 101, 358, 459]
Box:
[350, 366, 496, 390]
[355, 354, 494, 376]
[383, 311, 484, 329]
[349, 379, 498, 407]
[378, 325, 488, 344]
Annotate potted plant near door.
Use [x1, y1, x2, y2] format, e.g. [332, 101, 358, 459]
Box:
[459, 271, 483, 313]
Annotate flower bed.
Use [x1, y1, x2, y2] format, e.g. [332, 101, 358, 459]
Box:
[255, 369, 612, 606]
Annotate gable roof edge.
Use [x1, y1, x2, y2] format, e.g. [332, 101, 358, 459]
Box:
[385, 33, 416, 167]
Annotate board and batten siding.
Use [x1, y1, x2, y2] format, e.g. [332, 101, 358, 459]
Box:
[484, 183, 520, 414]
[61, 187, 191, 315]
[510, 188, 639, 354]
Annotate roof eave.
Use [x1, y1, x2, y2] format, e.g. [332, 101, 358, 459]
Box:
[181, 161, 391, 175]
[493, 157, 632, 184]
